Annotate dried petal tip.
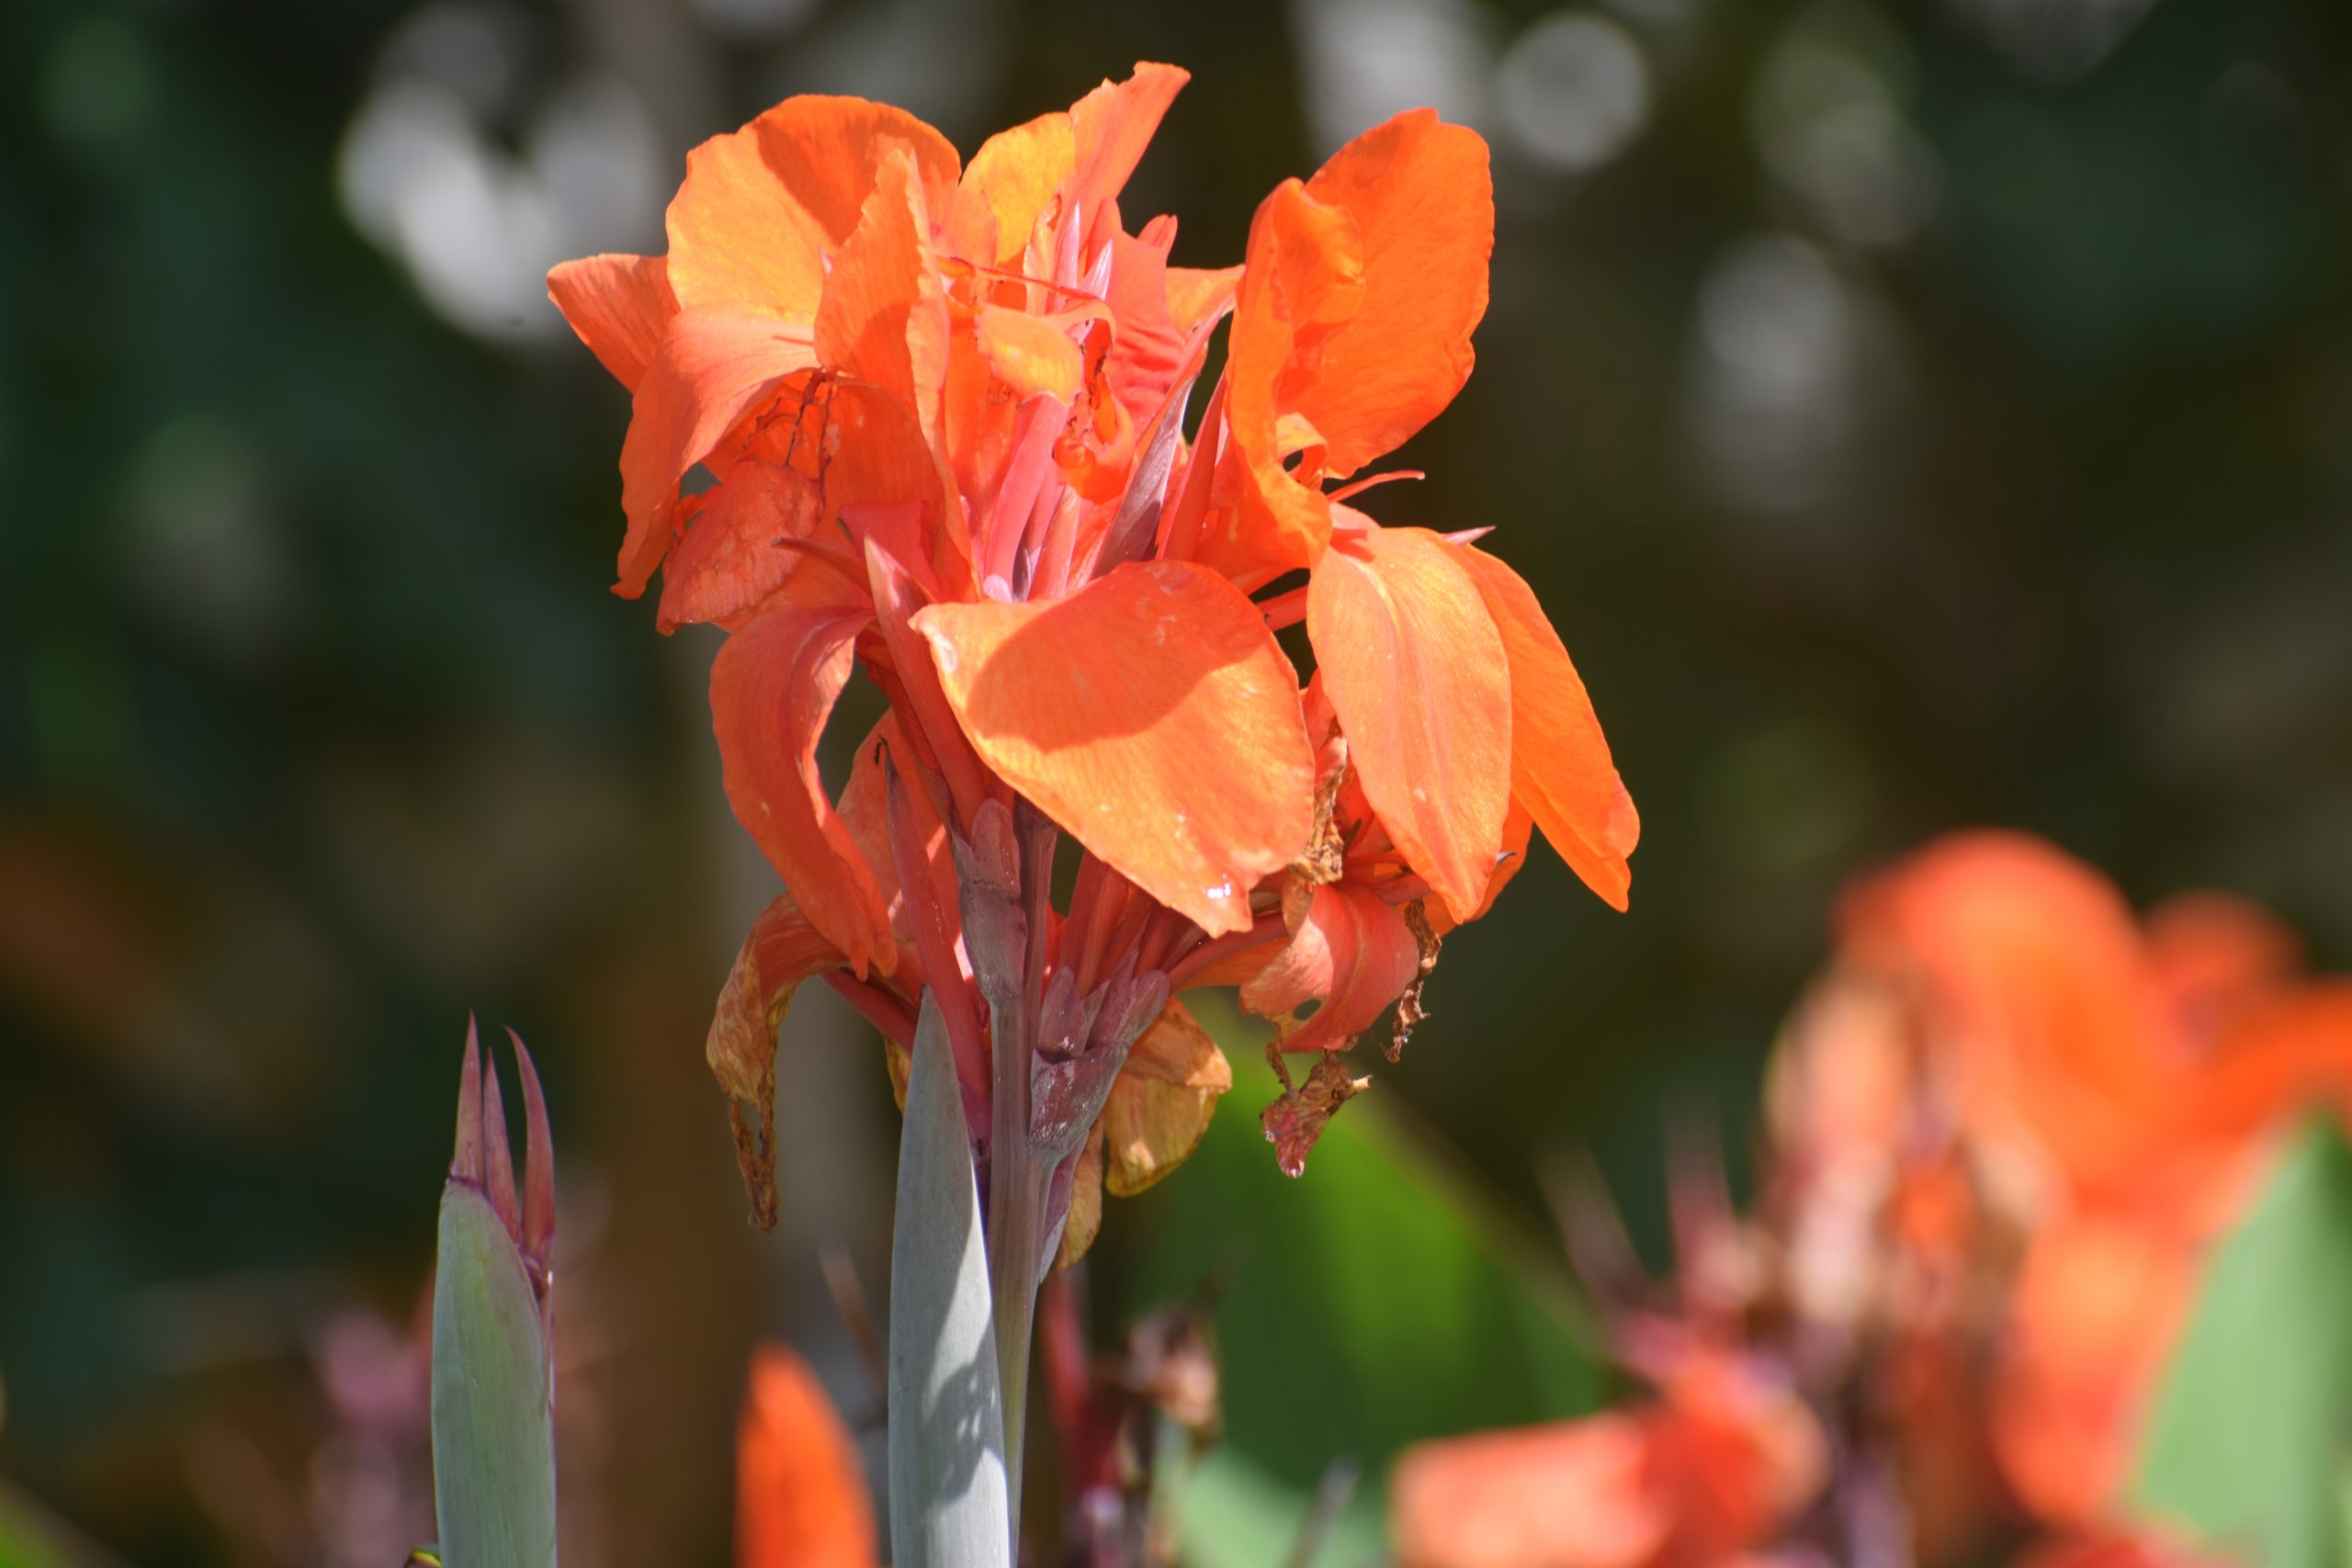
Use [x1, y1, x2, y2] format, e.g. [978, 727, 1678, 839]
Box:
[451, 1015, 484, 1185]
[481, 1044, 523, 1244]
[1388, 898, 1442, 1063]
[1261, 1045, 1369, 1178]
[447, 1019, 559, 1275]
[508, 1027, 556, 1270]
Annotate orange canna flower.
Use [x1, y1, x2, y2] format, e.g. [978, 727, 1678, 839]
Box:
[1989, 1211, 2200, 1528]
[550, 64, 1635, 1258]
[1389, 1347, 1826, 1568]
[1764, 830, 2352, 1541]
[736, 1345, 879, 1568]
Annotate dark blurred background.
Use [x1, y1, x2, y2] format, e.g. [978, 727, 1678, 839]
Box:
[4, 0, 2350, 1561]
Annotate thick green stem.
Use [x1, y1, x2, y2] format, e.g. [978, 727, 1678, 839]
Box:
[987, 1155, 1045, 1540]
[984, 801, 1058, 1553]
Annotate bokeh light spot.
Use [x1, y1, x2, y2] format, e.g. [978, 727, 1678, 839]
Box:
[1498, 12, 1652, 175]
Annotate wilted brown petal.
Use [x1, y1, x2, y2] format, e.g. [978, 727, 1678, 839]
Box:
[1389, 898, 1442, 1062]
[707, 893, 848, 1230]
[1261, 1044, 1368, 1178]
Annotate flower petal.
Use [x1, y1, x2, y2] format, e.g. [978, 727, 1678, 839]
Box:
[1101, 228, 1193, 429]
[1241, 882, 1422, 1054]
[1166, 263, 1243, 337]
[975, 304, 1088, 402]
[707, 892, 843, 1108]
[1054, 1127, 1106, 1270]
[665, 96, 959, 318]
[1453, 545, 1638, 910]
[738, 1345, 880, 1568]
[1391, 1414, 1667, 1568]
[710, 603, 895, 977]
[658, 462, 828, 632]
[835, 712, 960, 989]
[1992, 1213, 2195, 1527]
[546, 253, 675, 390]
[1838, 832, 2169, 1193]
[1295, 111, 1491, 477]
[707, 890, 847, 1230]
[913, 560, 1314, 936]
[1195, 179, 1363, 583]
[822, 387, 966, 593]
[816, 149, 949, 438]
[947, 111, 1076, 268]
[1103, 998, 1231, 1195]
[1067, 63, 1189, 221]
[1261, 1050, 1368, 1179]
[618, 314, 819, 596]
[1307, 523, 1510, 921]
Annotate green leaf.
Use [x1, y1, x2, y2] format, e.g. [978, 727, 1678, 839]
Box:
[888, 996, 1012, 1568]
[1174, 1450, 1385, 1568]
[431, 1184, 557, 1568]
[1106, 1001, 1602, 1555]
[2130, 1121, 2352, 1568]
[0, 1481, 96, 1568]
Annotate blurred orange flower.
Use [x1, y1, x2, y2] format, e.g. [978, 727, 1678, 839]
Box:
[1769, 830, 2352, 1546]
[736, 1346, 876, 1568]
[1391, 1347, 1826, 1568]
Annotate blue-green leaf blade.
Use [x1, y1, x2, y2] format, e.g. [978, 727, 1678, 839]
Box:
[431, 1183, 557, 1568]
[888, 996, 1011, 1568]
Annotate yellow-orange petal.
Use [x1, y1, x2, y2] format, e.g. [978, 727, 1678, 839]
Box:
[975, 304, 1088, 402]
[1453, 545, 1638, 911]
[1296, 110, 1492, 477]
[1241, 881, 1422, 1054]
[912, 560, 1314, 936]
[737, 1345, 879, 1568]
[547, 253, 676, 390]
[815, 149, 948, 439]
[947, 110, 1076, 269]
[618, 314, 819, 596]
[1166, 264, 1243, 337]
[1102, 998, 1231, 1195]
[1306, 523, 1510, 922]
[667, 96, 960, 319]
[1194, 179, 1363, 583]
[710, 603, 895, 977]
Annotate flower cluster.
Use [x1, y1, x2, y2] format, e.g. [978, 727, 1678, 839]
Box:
[548, 64, 1635, 1270]
[1391, 831, 2352, 1568]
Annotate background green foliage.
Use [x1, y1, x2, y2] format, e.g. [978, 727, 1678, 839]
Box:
[2133, 1125, 2352, 1568]
[4, 0, 2352, 1561]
